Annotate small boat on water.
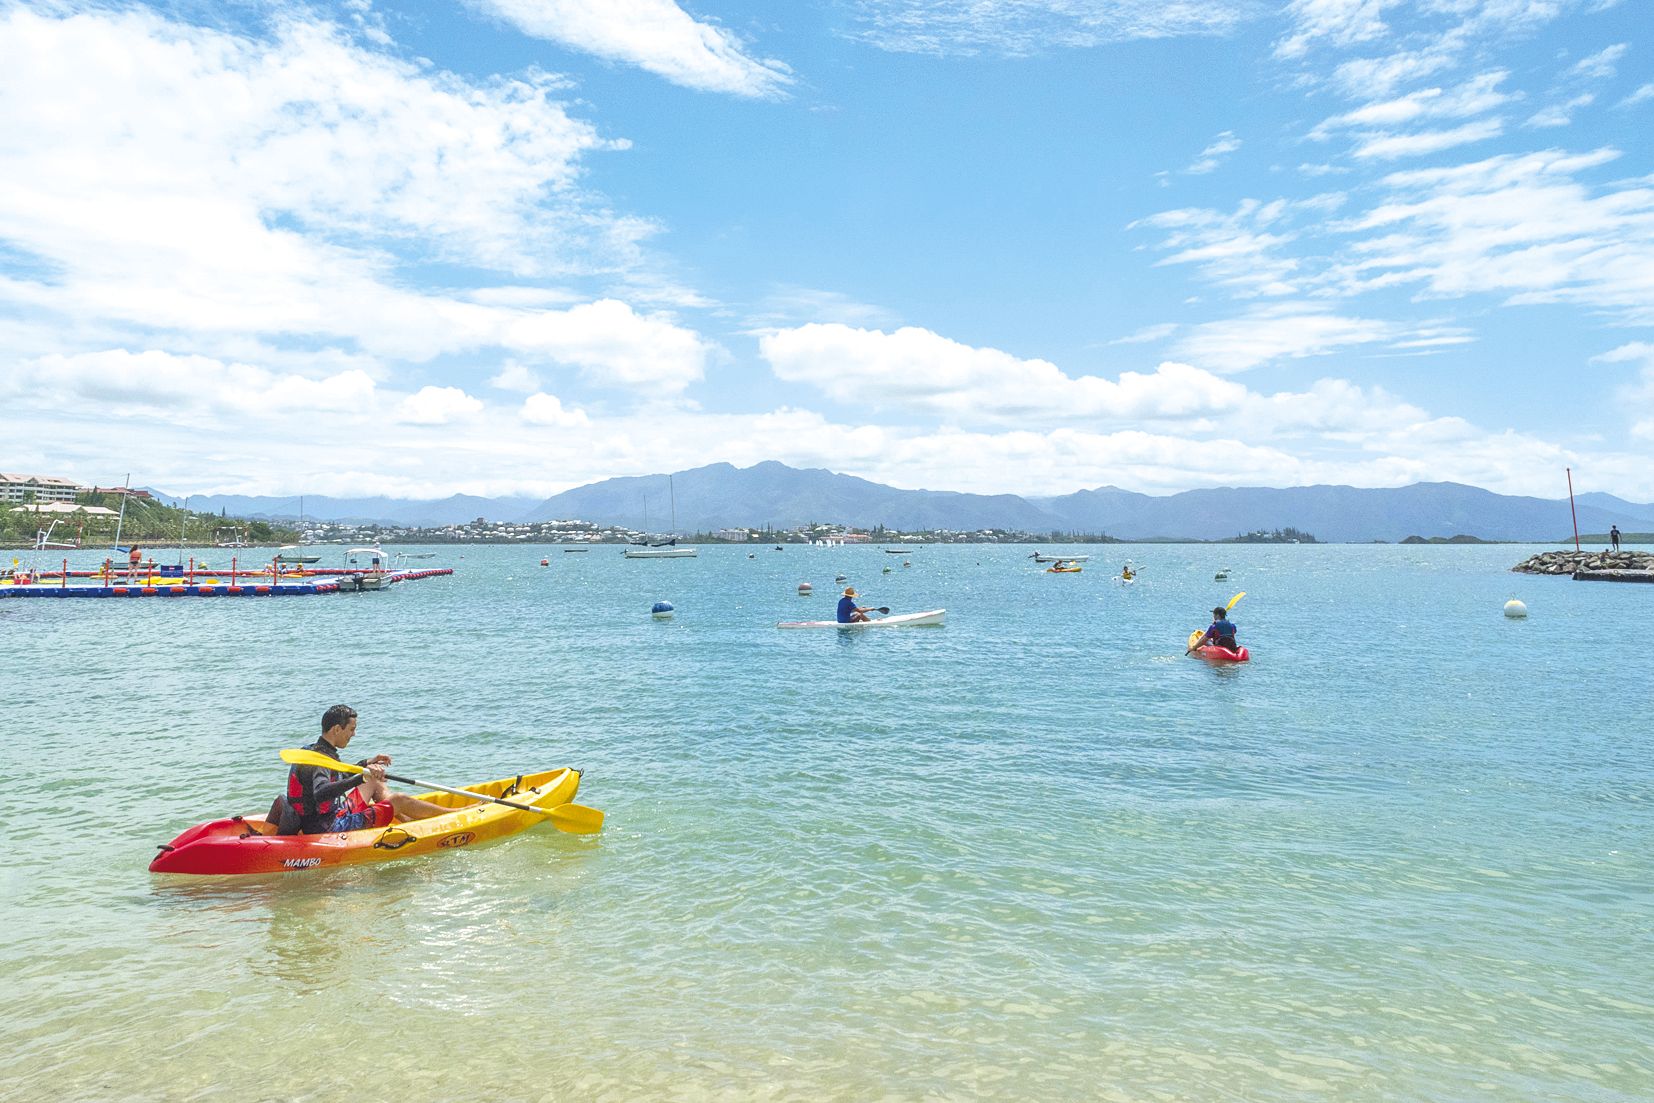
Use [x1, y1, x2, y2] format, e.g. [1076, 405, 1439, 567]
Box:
[274, 545, 321, 565]
[149, 768, 591, 875]
[777, 609, 946, 629]
[1031, 553, 1091, 564]
[624, 545, 697, 558]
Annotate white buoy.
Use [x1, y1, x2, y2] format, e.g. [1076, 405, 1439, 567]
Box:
[797, 582, 812, 595]
[1504, 599, 1527, 618]
[651, 600, 675, 619]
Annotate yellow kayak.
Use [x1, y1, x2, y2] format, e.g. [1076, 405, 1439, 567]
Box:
[150, 768, 589, 875]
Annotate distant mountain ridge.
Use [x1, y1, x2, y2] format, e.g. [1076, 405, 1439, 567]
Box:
[155, 463, 1654, 542]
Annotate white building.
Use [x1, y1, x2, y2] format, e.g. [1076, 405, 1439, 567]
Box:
[715, 528, 750, 542]
[0, 474, 84, 504]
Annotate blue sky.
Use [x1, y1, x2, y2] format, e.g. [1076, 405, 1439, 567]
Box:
[2, 0, 1651, 500]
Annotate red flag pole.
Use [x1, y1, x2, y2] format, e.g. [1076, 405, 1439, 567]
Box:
[1566, 467, 1580, 551]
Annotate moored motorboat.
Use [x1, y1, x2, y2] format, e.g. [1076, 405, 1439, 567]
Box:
[149, 768, 586, 875]
[777, 608, 946, 629]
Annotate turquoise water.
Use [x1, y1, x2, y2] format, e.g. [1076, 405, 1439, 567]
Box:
[3, 543, 1651, 1100]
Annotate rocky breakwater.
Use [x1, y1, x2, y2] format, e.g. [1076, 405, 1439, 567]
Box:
[1512, 549, 1654, 578]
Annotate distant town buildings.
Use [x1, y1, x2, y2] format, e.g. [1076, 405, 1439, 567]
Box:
[0, 474, 82, 503]
[714, 528, 750, 541]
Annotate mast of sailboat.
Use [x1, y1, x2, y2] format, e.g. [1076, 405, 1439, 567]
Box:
[669, 474, 676, 536]
[111, 472, 131, 551]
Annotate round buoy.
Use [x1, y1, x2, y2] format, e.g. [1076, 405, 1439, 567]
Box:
[651, 600, 675, 619]
[797, 582, 812, 595]
[1504, 599, 1527, 618]
[883, 566, 892, 573]
[540, 558, 549, 566]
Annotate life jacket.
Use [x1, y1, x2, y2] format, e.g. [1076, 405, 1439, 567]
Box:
[286, 758, 349, 834]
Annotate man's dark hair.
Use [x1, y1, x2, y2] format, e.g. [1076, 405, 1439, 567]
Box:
[322, 704, 358, 733]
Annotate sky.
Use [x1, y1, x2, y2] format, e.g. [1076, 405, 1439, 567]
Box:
[1, 0, 1651, 501]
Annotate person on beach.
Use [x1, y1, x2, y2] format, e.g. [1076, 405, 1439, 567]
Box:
[837, 586, 872, 623]
[1610, 525, 1621, 550]
[283, 705, 463, 834]
[1192, 606, 1238, 651]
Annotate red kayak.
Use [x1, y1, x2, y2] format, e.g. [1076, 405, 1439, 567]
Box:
[1187, 630, 1249, 662]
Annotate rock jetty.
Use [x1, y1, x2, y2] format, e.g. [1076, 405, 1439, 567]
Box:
[1512, 550, 1654, 575]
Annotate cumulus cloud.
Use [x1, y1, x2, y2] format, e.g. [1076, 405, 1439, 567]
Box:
[396, 386, 485, 424]
[760, 323, 1251, 423]
[0, 7, 717, 397]
[520, 391, 591, 427]
[12, 349, 377, 418]
[471, 0, 792, 98]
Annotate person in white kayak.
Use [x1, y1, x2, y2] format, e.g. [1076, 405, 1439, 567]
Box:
[837, 587, 873, 623]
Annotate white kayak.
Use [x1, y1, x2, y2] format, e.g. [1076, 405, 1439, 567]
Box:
[777, 609, 946, 629]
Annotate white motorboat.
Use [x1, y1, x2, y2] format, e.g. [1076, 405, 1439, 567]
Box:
[274, 545, 322, 564]
[1031, 553, 1091, 564]
[624, 545, 698, 558]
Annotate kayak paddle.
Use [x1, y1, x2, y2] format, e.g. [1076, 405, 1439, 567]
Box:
[1187, 591, 1247, 654]
[279, 749, 604, 834]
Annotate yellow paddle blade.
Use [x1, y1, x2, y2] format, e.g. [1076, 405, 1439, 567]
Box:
[1226, 590, 1246, 611]
[547, 803, 605, 835]
[1188, 629, 1203, 650]
[279, 747, 364, 774]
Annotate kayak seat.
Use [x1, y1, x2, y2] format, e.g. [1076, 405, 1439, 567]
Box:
[266, 795, 303, 836]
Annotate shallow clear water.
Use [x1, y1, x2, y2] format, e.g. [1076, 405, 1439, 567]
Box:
[3, 543, 1651, 1100]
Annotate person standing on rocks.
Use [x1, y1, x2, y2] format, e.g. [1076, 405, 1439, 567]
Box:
[1610, 525, 1621, 550]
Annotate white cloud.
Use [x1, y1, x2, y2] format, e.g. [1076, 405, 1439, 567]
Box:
[14, 349, 377, 418]
[1275, 0, 1397, 59]
[1132, 195, 1345, 297]
[1110, 323, 1179, 345]
[0, 8, 716, 397]
[760, 323, 1252, 423]
[845, 0, 1250, 57]
[1616, 82, 1654, 107]
[489, 362, 544, 392]
[1310, 71, 1513, 137]
[1329, 148, 1654, 322]
[397, 386, 485, 425]
[1597, 342, 1654, 440]
[471, 0, 792, 98]
[1172, 305, 1400, 371]
[1352, 118, 1504, 159]
[520, 392, 592, 427]
[1186, 130, 1242, 174]
[1331, 48, 1457, 98]
[1567, 42, 1627, 80]
[1526, 93, 1594, 128]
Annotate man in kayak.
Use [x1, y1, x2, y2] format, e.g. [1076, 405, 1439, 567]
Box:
[837, 586, 872, 623]
[1191, 606, 1238, 651]
[285, 705, 459, 834]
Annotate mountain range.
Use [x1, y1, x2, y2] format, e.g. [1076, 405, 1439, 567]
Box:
[155, 462, 1654, 543]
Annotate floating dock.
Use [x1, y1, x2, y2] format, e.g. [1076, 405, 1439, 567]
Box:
[1572, 569, 1654, 584]
[1, 567, 452, 598]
